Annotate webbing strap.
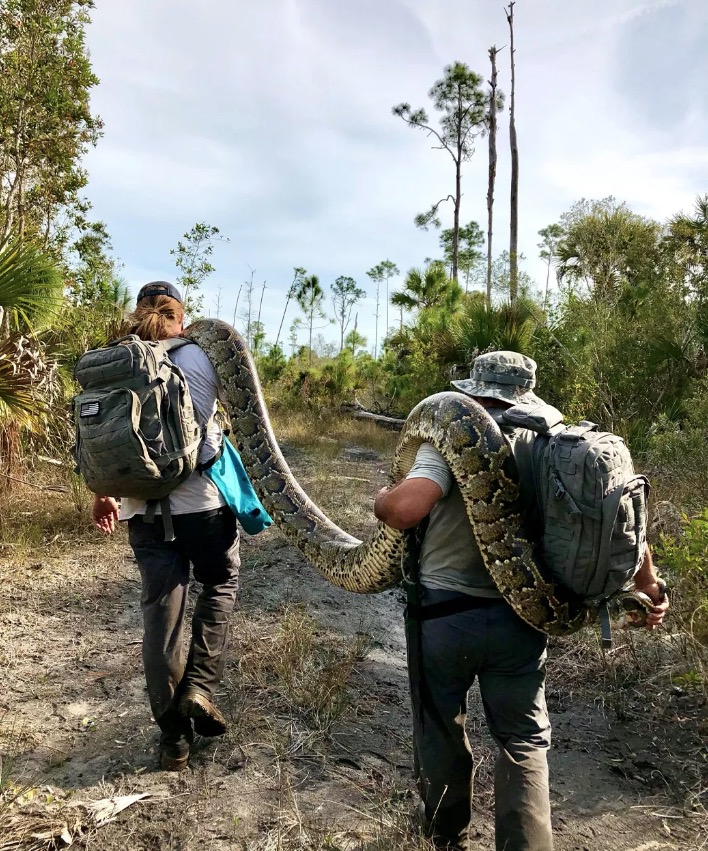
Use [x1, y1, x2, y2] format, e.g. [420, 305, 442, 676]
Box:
[164, 434, 202, 462]
[599, 600, 613, 650]
[160, 337, 193, 354]
[596, 484, 626, 576]
[160, 497, 175, 542]
[197, 442, 224, 474]
[143, 498, 175, 542]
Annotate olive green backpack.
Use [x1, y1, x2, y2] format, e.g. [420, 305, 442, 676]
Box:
[73, 336, 203, 528]
[503, 404, 649, 642]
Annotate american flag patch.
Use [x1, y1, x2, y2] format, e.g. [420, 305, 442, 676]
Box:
[80, 401, 100, 417]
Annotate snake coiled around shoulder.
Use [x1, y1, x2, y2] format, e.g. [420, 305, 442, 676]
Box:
[185, 318, 591, 637]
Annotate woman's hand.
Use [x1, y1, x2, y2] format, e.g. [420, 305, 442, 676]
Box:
[92, 495, 119, 534]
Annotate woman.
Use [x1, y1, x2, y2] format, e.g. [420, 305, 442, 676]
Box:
[92, 281, 240, 771]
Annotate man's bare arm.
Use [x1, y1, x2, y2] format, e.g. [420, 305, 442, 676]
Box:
[374, 478, 443, 530]
[634, 546, 669, 630]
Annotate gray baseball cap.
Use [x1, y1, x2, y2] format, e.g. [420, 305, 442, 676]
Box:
[451, 350, 543, 406]
[136, 280, 182, 304]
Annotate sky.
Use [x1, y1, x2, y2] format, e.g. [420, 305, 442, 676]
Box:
[82, 0, 708, 352]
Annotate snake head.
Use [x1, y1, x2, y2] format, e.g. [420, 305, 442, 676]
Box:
[613, 590, 654, 629]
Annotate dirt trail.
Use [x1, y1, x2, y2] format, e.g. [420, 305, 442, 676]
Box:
[0, 440, 705, 850]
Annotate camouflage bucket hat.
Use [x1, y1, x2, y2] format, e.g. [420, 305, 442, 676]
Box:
[451, 350, 543, 406]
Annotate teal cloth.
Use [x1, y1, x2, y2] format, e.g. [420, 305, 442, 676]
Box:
[203, 437, 273, 535]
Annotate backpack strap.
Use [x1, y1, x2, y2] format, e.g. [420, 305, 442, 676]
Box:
[144, 497, 176, 542]
[161, 337, 194, 354]
[598, 600, 613, 650]
[197, 441, 224, 474]
[557, 422, 599, 441]
[502, 403, 564, 434]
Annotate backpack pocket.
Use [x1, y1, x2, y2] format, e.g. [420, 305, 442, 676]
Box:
[74, 388, 165, 498]
[74, 344, 140, 389]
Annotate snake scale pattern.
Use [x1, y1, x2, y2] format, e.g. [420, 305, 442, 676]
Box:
[186, 318, 590, 637]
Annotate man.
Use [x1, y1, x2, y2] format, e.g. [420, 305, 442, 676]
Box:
[92, 282, 239, 771]
[374, 351, 669, 851]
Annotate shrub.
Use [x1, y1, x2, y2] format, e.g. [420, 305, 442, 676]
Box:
[655, 509, 708, 646]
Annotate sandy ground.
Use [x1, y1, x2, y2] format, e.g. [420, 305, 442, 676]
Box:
[0, 438, 705, 850]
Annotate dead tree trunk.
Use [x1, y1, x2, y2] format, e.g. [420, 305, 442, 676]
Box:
[452, 143, 462, 284]
[486, 46, 500, 308]
[507, 2, 519, 304]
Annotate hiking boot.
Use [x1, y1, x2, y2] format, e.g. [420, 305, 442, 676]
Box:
[179, 688, 228, 737]
[159, 739, 190, 771]
[156, 708, 193, 771]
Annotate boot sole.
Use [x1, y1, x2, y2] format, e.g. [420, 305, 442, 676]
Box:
[179, 692, 228, 737]
[160, 751, 189, 771]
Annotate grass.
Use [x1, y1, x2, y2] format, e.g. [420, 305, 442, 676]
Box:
[547, 628, 708, 822]
[228, 605, 374, 759]
[241, 769, 439, 851]
[269, 408, 399, 459]
[1, 410, 707, 848]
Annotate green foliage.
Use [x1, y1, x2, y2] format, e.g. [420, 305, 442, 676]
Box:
[391, 261, 461, 314]
[366, 260, 399, 359]
[537, 223, 564, 307]
[474, 250, 537, 303]
[295, 273, 329, 365]
[663, 194, 708, 346]
[344, 325, 367, 357]
[0, 240, 66, 437]
[170, 222, 225, 318]
[0, 240, 64, 333]
[380, 306, 456, 414]
[655, 510, 708, 645]
[556, 198, 662, 302]
[645, 380, 708, 511]
[275, 266, 306, 348]
[392, 61, 486, 187]
[258, 343, 287, 383]
[62, 222, 129, 359]
[271, 350, 367, 410]
[393, 61, 489, 281]
[447, 296, 539, 367]
[0, 0, 102, 249]
[330, 275, 365, 353]
[440, 221, 485, 291]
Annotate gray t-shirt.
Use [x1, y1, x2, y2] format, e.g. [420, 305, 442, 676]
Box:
[406, 409, 538, 597]
[119, 342, 226, 520]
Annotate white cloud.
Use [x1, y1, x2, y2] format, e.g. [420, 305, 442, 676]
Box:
[82, 0, 708, 351]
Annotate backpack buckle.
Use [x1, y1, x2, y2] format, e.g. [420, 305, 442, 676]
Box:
[552, 475, 565, 499]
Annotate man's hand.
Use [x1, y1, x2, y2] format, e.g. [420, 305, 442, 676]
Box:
[92, 495, 119, 534]
[374, 478, 443, 530]
[634, 547, 669, 630]
[633, 579, 669, 630]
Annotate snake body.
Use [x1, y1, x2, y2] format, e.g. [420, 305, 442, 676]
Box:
[186, 318, 595, 636]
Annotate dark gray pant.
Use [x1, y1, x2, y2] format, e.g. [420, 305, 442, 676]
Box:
[128, 508, 240, 736]
[406, 587, 553, 851]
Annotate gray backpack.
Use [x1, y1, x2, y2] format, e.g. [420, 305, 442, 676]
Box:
[503, 404, 649, 638]
[73, 335, 203, 510]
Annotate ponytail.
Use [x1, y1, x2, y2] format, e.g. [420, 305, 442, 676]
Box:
[128, 295, 184, 341]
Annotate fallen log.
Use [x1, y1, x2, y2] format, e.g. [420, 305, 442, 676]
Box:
[342, 406, 405, 431]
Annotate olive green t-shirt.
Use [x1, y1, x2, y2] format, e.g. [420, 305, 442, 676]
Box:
[406, 412, 538, 598]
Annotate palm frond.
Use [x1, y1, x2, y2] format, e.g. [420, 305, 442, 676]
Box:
[0, 333, 58, 430]
[449, 299, 538, 362]
[0, 240, 65, 332]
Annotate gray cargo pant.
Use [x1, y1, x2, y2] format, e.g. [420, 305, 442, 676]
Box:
[406, 586, 552, 851]
[128, 507, 240, 739]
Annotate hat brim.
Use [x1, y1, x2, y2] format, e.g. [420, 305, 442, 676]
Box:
[450, 378, 544, 407]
